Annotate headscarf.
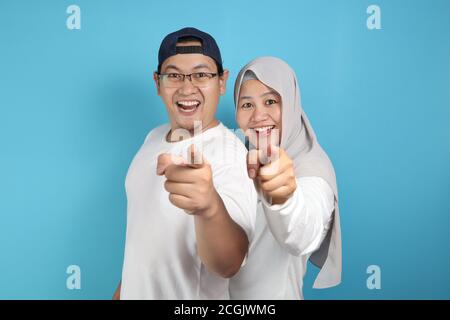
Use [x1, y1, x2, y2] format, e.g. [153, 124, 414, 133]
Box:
[234, 56, 342, 288]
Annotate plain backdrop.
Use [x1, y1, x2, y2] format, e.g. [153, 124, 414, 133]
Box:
[0, 0, 449, 299]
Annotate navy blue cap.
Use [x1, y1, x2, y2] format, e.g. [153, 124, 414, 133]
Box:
[157, 27, 223, 74]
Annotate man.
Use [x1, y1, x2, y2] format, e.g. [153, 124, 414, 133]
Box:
[114, 27, 256, 299]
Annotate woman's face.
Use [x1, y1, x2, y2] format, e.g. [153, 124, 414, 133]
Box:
[236, 79, 282, 148]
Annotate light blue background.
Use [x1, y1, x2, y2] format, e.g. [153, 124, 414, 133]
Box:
[1, 0, 449, 299]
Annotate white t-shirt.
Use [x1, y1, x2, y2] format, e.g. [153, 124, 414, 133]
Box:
[228, 176, 335, 300]
[120, 122, 257, 300]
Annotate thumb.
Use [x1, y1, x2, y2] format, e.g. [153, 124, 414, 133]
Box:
[186, 144, 208, 168]
[247, 149, 262, 179]
[156, 153, 185, 175]
[259, 143, 280, 165]
[156, 153, 172, 175]
[268, 144, 281, 162]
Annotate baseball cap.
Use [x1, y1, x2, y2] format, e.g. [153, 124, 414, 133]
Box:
[157, 27, 223, 74]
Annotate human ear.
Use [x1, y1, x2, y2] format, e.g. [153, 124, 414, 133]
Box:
[153, 72, 161, 96]
[219, 69, 229, 96]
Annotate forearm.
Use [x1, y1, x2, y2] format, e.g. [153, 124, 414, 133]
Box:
[262, 177, 334, 256]
[194, 190, 248, 278]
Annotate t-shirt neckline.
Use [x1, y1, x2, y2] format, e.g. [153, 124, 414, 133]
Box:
[161, 122, 223, 146]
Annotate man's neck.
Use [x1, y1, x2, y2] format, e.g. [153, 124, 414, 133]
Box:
[166, 119, 220, 143]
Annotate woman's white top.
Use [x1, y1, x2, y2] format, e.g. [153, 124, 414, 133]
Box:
[229, 176, 335, 299]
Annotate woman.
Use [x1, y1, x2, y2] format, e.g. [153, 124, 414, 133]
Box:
[229, 57, 341, 299]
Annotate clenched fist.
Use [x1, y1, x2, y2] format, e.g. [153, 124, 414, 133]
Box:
[156, 144, 219, 218]
[247, 145, 297, 205]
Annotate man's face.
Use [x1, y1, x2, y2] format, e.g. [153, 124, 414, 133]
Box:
[154, 41, 229, 133]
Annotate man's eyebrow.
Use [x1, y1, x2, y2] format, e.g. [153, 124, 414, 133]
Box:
[163, 65, 181, 72]
[162, 64, 213, 73]
[193, 64, 213, 70]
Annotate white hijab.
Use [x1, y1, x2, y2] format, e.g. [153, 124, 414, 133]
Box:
[234, 56, 342, 288]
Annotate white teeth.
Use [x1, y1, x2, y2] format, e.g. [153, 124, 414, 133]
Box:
[254, 126, 274, 132]
[176, 100, 200, 114]
[177, 100, 200, 107]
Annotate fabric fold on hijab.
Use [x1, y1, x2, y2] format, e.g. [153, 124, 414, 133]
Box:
[234, 56, 342, 289]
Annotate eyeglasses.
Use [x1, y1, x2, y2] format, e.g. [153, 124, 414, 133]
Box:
[157, 72, 219, 88]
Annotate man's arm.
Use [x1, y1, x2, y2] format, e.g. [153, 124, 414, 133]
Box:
[157, 145, 249, 278]
[194, 190, 248, 278]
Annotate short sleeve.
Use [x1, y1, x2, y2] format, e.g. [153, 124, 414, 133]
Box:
[212, 164, 257, 248]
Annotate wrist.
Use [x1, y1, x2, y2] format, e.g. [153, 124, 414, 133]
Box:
[195, 189, 222, 220]
[271, 196, 290, 205]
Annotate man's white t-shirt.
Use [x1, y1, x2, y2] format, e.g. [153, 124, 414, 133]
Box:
[120, 122, 257, 300]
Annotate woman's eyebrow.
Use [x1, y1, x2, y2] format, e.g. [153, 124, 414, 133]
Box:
[260, 90, 279, 98]
[240, 91, 278, 100]
[239, 90, 280, 99]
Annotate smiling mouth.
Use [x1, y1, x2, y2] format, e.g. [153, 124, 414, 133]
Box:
[176, 100, 201, 115]
[251, 125, 275, 137]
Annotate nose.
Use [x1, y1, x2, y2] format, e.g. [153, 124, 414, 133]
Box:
[250, 105, 269, 123]
[178, 76, 199, 95]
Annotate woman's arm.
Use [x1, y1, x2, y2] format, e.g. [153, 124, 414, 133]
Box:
[261, 176, 335, 256]
[248, 146, 334, 256]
